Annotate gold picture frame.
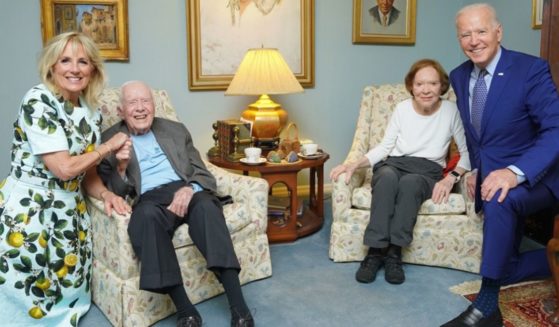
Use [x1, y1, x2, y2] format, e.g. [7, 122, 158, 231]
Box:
[40, 0, 129, 61]
[532, 0, 543, 29]
[186, 0, 315, 91]
[352, 0, 416, 45]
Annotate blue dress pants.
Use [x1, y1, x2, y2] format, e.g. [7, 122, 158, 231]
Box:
[481, 182, 555, 284]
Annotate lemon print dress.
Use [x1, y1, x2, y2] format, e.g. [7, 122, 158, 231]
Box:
[0, 84, 100, 326]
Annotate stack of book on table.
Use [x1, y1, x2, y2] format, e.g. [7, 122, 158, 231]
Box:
[268, 196, 303, 227]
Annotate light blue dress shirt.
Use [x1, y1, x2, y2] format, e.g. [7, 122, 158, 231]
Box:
[131, 131, 202, 194]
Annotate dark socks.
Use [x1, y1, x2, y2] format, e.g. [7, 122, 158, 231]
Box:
[367, 247, 384, 256]
[168, 284, 199, 319]
[386, 244, 401, 258]
[473, 277, 501, 317]
[217, 268, 250, 318]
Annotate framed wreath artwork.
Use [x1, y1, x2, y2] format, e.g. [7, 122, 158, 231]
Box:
[187, 0, 315, 90]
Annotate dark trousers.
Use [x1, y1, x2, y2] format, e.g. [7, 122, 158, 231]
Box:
[481, 182, 555, 284]
[127, 181, 240, 293]
[363, 157, 441, 248]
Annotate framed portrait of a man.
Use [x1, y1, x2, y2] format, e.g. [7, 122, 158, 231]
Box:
[187, 0, 315, 90]
[352, 0, 416, 45]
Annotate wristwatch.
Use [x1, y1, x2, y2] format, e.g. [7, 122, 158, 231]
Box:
[449, 170, 461, 183]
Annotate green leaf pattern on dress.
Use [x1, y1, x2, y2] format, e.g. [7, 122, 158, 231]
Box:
[0, 84, 101, 324]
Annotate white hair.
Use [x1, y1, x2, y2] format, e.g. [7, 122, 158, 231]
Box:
[456, 3, 501, 28]
[119, 80, 154, 105]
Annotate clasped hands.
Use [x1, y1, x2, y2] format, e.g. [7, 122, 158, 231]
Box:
[99, 132, 132, 216]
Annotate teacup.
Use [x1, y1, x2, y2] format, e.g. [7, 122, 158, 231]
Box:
[301, 143, 318, 156]
[244, 147, 262, 163]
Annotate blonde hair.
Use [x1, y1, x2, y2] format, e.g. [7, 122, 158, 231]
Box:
[38, 31, 106, 108]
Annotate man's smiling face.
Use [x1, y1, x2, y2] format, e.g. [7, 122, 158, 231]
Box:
[118, 81, 155, 135]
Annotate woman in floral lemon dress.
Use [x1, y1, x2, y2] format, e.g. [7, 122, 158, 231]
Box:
[0, 32, 130, 326]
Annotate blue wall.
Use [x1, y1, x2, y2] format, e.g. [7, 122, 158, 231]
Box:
[0, 0, 541, 180]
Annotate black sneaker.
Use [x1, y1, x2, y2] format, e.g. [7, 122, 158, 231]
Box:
[355, 254, 384, 283]
[384, 254, 405, 284]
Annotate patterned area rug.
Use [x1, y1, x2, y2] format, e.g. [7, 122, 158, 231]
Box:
[450, 279, 557, 326]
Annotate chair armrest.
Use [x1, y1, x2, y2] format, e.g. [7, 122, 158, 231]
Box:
[87, 197, 140, 280]
[332, 148, 368, 221]
[206, 161, 269, 233]
[454, 172, 483, 222]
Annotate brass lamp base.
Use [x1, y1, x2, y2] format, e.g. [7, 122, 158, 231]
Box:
[254, 137, 279, 151]
[241, 94, 287, 146]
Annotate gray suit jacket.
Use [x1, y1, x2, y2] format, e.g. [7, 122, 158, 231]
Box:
[98, 117, 217, 203]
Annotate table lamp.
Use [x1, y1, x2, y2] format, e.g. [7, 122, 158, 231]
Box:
[225, 48, 304, 149]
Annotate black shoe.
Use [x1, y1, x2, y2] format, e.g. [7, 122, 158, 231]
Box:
[440, 305, 503, 327]
[384, 253, 405, 284]
[177, 315, 203, 327]
[355, 254, 384, 283]
[231, 313, 254, 327]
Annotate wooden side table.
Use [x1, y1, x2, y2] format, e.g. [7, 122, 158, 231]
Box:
[208, 153, 329, 243]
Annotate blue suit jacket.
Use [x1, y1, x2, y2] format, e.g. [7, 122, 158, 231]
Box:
[450, 47, 559, 211]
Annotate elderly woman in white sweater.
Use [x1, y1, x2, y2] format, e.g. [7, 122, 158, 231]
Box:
[330, 58, 470, 285]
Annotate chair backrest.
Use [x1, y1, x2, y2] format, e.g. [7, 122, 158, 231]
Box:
[346, 84, 456, 181]
[357, 84, 456, 152]
[97, 87, 180, 131]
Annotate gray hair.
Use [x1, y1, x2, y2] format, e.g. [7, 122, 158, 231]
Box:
[119, 80, 155, 105]
[456, 3, 501, 28]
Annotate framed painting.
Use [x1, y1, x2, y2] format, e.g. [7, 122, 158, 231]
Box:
[352, 0, 416, 45]
[187, 0, 315, 90]
[532, 0, 543, 29]
[40, 0, 129, 61]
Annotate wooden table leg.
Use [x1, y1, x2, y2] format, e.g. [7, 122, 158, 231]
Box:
[316, 164, 324, 218]
[297, 165, 325, 238]
[262, 172, 299, 243]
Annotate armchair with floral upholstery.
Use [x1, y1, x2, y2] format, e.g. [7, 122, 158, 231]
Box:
[329, 84, 483, 273]
[87, 88, 272, 327]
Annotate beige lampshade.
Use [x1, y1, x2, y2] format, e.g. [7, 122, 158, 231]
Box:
[225, 48, 303, 147]
[225, 48, 304, 95]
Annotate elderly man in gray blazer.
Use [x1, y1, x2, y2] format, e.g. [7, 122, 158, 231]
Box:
[98, 81, 253, 327]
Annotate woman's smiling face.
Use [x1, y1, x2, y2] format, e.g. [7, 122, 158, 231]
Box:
[52, 42, 94, 105]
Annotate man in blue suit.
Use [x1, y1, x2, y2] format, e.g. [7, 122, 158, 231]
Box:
[442, 3, 559, 327]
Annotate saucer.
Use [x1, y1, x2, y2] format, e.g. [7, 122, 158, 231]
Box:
[240, 158, 267, 165]
[298, 151, 324, 159]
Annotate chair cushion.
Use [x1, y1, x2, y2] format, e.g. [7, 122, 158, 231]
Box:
[171, 201, 252, 248]
[351, 185, 466, 215]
